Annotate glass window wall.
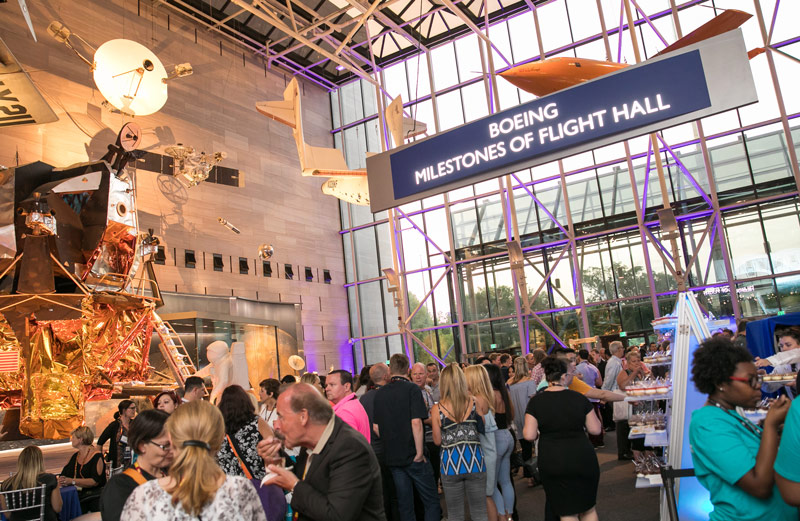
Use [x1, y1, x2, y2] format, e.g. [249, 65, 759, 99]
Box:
[332, 1, 800, 368]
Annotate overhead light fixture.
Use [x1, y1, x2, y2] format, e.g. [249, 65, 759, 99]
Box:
[335, 65, 346, 71]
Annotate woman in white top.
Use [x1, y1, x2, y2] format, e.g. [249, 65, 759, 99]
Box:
[258, 378, 281, 428]
[121, 400, 266, 521]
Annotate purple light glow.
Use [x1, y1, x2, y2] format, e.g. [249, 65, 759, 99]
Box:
[510, 173, 569, 235]
[642, 138, 652, 210]
[767, 0, 781, 45]
[656, 134, 713, 207]
[629, 0, 669, 47]
[616, 0, 625, 64]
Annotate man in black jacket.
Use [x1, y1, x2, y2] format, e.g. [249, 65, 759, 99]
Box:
[259, 383, 386, 521]
[373, 354, 440, 521]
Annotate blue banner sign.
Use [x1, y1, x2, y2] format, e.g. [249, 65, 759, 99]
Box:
[389, 51, 710, 201]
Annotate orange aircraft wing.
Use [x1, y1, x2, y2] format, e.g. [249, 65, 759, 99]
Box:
[653, 9, 752, 58]
[499, 9, 754, 97]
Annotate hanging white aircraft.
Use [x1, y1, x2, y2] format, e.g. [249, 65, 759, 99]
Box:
[256, 78, 425, 206]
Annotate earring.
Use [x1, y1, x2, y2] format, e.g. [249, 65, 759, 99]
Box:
[718, 387, 724, 391]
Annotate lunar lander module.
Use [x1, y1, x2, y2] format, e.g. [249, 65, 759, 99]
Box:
[0, 123, 196, 438]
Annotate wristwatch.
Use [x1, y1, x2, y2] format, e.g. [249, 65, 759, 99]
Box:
[72, 479, 75, 486]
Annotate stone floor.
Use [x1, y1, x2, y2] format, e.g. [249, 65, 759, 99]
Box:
[444, 431, 661, 521]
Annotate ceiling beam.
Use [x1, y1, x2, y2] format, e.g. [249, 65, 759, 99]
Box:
[335, 0, 383, 55]
[210, 7, 248, 28]
[230, 0, 381, 87]
[435, 0, 512, 66]
[340, 0, 429, 52]
[158, 0, 341, 88]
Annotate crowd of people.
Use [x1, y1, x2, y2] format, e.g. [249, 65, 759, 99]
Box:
[3, 326, 800, 521]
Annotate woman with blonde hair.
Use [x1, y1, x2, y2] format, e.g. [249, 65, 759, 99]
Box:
[464, 365, 499, 521]
[120, 400, 266, 520]
[508, 357, 538, 487]
[1, 446, 62, 521]
[59, 425, 106, 512]
[431, 363, 488, 521]
[299, 373, 324, 395]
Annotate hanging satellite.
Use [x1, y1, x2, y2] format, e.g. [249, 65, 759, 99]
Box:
[164, 143, 226, 187]
[257, 244, 274, 260]
[288, 355, 306, 372]
[93, 39, 169, 117]
[217, 218, 241, 234]
[48, 22, 193, 116]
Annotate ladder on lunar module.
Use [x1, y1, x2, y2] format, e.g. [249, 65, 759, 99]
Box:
[151, 311, 197, 386]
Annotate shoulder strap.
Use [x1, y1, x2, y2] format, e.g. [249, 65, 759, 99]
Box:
[123, 468, 148, 486]
[226, 434, 254, 479]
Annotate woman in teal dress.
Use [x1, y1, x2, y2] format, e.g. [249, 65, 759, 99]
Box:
[689, 337, 794, 521]
[776, 391, 800, 506]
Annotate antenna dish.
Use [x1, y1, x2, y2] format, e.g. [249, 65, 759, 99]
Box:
[288, 355, 306, 371]
[93, 39, 168, 116]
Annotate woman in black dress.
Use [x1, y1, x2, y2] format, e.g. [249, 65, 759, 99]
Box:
[523, 356, 602, 521]
[59, 426, 107, 512]
[97, 399, 137, 469]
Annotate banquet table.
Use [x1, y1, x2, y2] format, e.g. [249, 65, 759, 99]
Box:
[59, 486, 82, 521]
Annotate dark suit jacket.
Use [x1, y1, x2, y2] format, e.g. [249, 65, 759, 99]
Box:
[291, 416, 386, 521]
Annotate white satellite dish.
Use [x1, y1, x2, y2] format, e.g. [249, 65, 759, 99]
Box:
[288, 355, 306, 371]
[93, 39, 168, 116]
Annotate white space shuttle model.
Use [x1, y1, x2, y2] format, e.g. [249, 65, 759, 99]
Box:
[256, 78, 426, 206]
[257, 78, 369, 206]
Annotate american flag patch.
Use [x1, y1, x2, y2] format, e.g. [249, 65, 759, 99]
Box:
[0, 351, 19, 373]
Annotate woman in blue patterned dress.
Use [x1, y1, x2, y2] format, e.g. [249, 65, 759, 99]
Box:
[431, 363, 488, 521]
[216, 385, 273, 481]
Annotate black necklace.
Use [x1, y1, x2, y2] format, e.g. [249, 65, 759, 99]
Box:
[707, 398, 762, 438]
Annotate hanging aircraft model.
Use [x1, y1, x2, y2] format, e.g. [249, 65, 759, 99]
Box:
[499, 9, 756, 97]
[256, 78, 426, 206]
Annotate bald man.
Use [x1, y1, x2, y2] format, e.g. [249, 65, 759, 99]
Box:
[361, 364, 400, 521]
[260, 384, 386, 521]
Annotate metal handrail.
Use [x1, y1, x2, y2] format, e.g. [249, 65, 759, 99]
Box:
[661, 465, 695, 521]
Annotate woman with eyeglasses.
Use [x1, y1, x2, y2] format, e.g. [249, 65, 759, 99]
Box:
[98, 400, 138, 470]
[689, 337, 794, 521]
[100, 409, 174, 521]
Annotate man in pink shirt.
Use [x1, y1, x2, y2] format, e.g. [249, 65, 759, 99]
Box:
[325, 369, 371, 442]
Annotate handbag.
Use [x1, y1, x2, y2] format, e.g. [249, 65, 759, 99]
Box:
[612, 390, 629, 422]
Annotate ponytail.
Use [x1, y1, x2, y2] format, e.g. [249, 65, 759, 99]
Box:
[165, 401, 225, 516]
